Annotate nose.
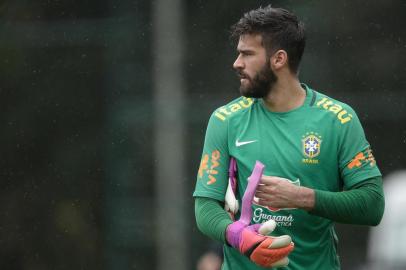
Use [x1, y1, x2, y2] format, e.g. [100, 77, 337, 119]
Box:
[233, 54, 244, 70]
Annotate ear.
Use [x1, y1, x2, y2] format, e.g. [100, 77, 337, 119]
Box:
[270, 50, 288, 70]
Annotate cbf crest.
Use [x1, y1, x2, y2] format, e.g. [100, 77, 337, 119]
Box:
[302, 132, 322, 164]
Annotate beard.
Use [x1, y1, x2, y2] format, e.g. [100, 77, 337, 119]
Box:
[238, 62, 277, 98]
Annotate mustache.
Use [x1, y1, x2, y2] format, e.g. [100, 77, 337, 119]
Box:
[236, 70, 250, 80]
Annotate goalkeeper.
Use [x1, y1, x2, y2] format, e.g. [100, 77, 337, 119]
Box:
[193, 5, 385, 270]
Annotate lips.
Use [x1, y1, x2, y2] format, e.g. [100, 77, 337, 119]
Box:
[237, 72, 249, 80]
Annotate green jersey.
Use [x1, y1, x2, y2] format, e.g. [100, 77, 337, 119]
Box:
[193, 84, 381, 270]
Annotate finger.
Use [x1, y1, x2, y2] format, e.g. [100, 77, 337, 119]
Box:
[261, 175, 287, 185]
[258, 198, 275, 206]
[255, 190, 270, 198]
[251, 239, 294, 267]
[239, 161, 265, 224]
[268, 235, 292, 249]
[255, 185, 268, 192]
[255, 191, 274, 201]
[261, 241, 294, 257]
[260, 175, 272, 184]
[270, 257, 289, 268]
[260, 175, 278, 183]
[258, 219, 276, 235]
[258, 196, 280, 207]
[258, 201, 285, 211]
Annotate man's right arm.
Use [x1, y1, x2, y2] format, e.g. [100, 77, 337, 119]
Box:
[195, 197, 233, 244]
[193, 110, 230, 201]
[194, 108, 232, 242]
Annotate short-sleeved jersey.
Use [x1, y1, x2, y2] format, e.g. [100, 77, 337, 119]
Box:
[193, 84, 381, 270]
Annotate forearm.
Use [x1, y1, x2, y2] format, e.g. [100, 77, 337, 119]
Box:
[310, 176, 385, 225]
[195, 197, 233, 243]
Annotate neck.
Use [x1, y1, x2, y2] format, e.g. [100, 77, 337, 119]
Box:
[262, 75, 305, 112]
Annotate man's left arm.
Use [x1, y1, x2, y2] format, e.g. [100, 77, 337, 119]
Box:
[255, 175, 384, 225]
[310, 176, 384, 225]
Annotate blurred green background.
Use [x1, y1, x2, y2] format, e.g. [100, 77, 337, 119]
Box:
[0, 0, 405, 269]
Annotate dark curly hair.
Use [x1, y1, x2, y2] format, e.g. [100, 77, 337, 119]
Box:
[231, 5, 306, 74]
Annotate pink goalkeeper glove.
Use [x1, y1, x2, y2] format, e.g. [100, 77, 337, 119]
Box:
[225, 161, 294, 268]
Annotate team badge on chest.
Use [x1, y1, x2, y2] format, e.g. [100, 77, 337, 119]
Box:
[302, 132, 322, 164]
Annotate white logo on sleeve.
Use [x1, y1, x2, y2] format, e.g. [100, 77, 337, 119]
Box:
[235, 139, 257, 147]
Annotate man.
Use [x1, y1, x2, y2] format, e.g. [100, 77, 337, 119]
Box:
[194, 5, 385, 270]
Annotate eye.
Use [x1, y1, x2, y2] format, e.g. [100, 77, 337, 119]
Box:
[241, 51, 254, 56]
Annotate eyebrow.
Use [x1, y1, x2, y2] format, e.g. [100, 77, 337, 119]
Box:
[237, 48, 255, 54]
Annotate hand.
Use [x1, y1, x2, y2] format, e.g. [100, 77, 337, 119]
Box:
[226, 162, 294, 268]
[255, 175, 315, 211]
